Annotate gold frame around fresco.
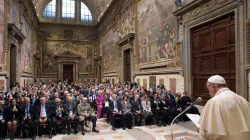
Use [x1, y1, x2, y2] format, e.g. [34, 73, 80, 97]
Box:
[137, 59, 176, 66]
[22, 69, 33, 74]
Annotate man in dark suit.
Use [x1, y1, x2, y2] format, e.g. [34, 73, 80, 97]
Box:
[34, 97, 53, 138]
[167, 91, 177, 122]
[51, 98, 65, 135]
[150, 93, 161, 126]
[131, 94, 143, 126]
[88, 89, 97, 110]
[108, 94, 122, 131]
[20, 97, 36, 139]
[159, 94, 170, 126]
[157, 81, 165, 90]
[63, 96, 78, 135]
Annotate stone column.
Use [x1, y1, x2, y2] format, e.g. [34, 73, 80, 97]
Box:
[76, 0, 80, 24]
[57, 0, 61, 22]
[75, 61, 79, 82]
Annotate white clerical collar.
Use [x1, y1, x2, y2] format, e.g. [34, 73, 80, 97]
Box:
[215, 88, 229, 96]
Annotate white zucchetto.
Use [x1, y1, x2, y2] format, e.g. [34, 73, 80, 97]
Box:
[207, 75, 226, 84]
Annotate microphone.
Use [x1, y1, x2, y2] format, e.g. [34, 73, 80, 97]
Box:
[189, 97, 202, 108]
[170, 97, 202, 140]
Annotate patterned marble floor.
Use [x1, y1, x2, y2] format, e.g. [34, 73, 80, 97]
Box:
[6, 118, 201, 140]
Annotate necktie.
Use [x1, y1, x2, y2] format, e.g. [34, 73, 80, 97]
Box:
[26, 105, 29, 118]
[84, 105, 86, 111]
[40, 105, 44, 117]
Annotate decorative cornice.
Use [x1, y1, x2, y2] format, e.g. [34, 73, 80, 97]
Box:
[116, 33, 135, 46]
[55, 50, 81, 58]
[8, 24, 26, 42]
[173, 0, 208, 16]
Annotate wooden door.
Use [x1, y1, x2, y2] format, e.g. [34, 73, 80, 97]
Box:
[63, 64, 73, 84]
[192, 13, 235, 105]
[10, 44, 17, 86]
[123, 49, 131, 82]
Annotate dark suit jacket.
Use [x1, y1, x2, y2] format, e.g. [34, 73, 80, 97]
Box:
[51, 104, 64, 117]
[6, 106, 21, 121]
[88, 92, 97, 104]
[20, 104, 35, 119]
[159, 99, 170, 110]
[63, 102, 77, 116]
[108, 100, 122, 112]
[0, 107, 7, 120]
[34, 104, 52, 120]
[131, 99, 142, 113]
[150, 98, 160, 110]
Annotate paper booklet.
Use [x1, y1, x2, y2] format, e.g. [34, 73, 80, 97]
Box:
[186, 114, 200, 126]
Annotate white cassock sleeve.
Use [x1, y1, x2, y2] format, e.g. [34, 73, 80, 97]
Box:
[199, 127, 219, 140]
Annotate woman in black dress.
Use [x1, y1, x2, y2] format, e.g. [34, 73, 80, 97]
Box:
[6, 99, 20, 140]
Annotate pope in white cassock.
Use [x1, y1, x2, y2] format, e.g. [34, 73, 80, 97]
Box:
[197, 75, 250, 140]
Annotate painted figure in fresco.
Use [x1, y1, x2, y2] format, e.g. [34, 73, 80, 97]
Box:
[44, 55, 55, 72]
[174, 0, 183, 8]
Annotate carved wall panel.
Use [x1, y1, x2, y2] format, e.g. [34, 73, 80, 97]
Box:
[143, 79, 147, 88]
[137, 0, 177, 64]
[159, 78, 164, 85]
[247, 19, 250, 64]
[149, 76, 156, 89]
[137, 78, 140, 85]
[183, 0, 229, 22]
[0, 80, 4, 91]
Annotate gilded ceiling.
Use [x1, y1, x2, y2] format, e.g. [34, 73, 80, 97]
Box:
[32, 0, 113, 24]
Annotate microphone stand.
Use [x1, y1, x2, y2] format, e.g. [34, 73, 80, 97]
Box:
[170, 105, 191, 140]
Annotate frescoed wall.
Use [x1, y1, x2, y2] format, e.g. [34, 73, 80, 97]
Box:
[137, 0, 177, 64]
[42, 41, 94, 74]
[118, 5, 135, 39]
[8, 0, 20, 27]
[101, 26, 119, 73]
[37, 24, 97, 78]
[21, 18, 34, 72]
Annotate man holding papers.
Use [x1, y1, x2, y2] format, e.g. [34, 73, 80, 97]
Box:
[197, 75, 250, 140]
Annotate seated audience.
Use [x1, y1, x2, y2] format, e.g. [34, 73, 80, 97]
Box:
[131, 94, 143, 126]
[20, 97, 36, 140]
[141, 96, 153, 125]
[6, 99, 20, 140]
[63, 96, 78, 135]
[34, 97, 53, 138]
[0, 99, 6, 140]
[180, 92, 200, 121]
[96, 90, 104, 119]
[109, 94, 122, 131]
[51, 98, 65, 135]
[150, 93, 161, 126]
[77, 97, 99, 135]
[159, 95, 170, 126]
[121, 95, 132, 129]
